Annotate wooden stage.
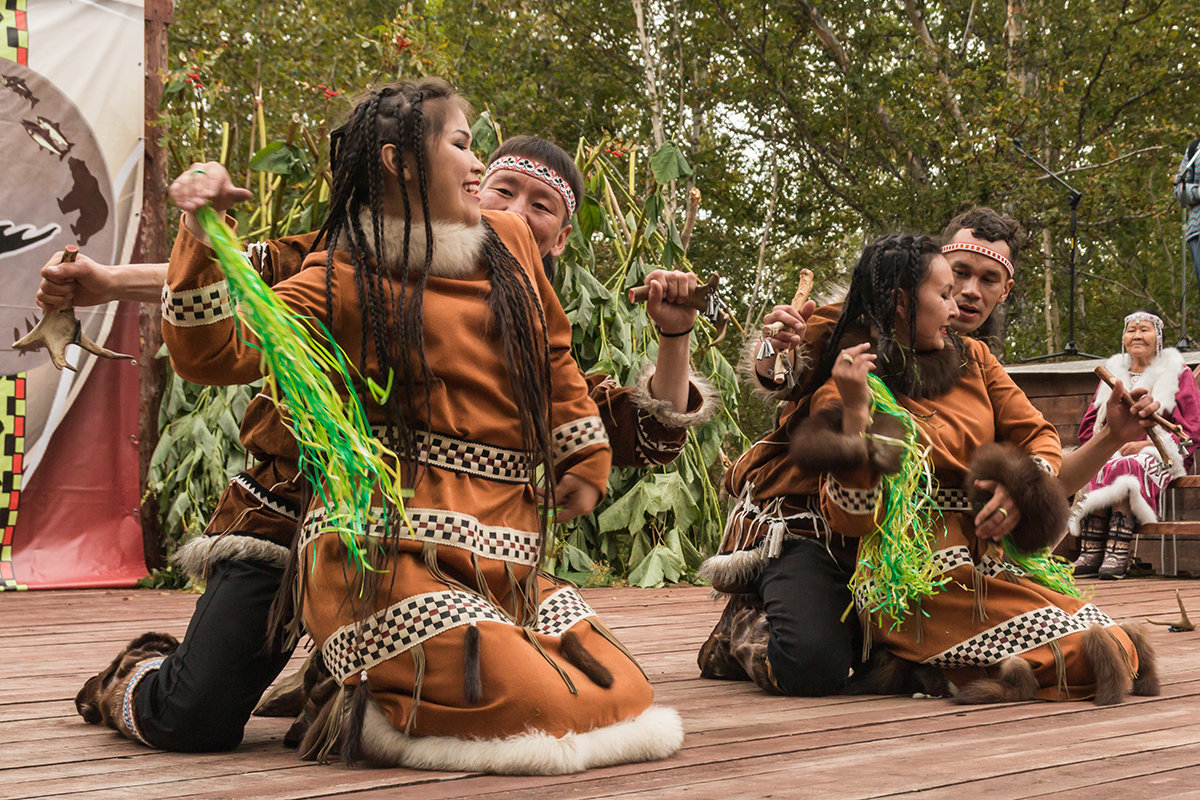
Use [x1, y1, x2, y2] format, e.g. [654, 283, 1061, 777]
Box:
[6, 580, 1200, 799]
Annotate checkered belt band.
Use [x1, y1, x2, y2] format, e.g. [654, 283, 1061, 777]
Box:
[161, 280, 234, 328]
[321, 589, 512, 684]
[122, 657, 166, 747]
[299, 506, 541, 567]
[232, 472, 302, 521]
[854, 546, 974, 613]
[924, 603, 1116, 668]
[825, 475, 880, 515]
[552, 416, 608, 464]
[373, 427, 534, 484]
[536, 587, 597, 636]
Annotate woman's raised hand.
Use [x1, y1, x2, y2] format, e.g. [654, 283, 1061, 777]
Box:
[169, 162, 252, 215]
[833, 342, 875, 433]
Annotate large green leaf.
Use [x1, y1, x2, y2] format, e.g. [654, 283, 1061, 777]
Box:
[649, 141, 693, 184]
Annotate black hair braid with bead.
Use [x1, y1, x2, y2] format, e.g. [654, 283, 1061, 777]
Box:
[808, 233, 943, 396]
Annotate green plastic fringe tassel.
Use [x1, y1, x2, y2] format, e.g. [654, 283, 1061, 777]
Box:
[196, 206, 410, 574]
[849, 374, 947, 631]
[999, 539, 1081, 598]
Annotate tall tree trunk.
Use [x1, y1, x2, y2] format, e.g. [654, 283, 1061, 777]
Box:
[135, 0, 173, 569]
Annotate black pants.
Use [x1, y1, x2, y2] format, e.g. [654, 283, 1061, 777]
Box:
[134, 559, 295, 752]
[759, 536, 863, 696]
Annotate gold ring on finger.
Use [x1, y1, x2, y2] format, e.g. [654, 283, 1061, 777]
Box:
[841, 353, 854, 365]
[997, 507, 1009, 519]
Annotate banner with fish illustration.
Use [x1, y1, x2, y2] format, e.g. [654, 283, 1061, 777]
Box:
[1, 0, 145, 589]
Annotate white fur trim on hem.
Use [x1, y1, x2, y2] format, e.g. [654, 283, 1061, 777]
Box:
[1069, 474, 1159, 535]
[630, 366, 720, 428]
[171, 534, 290, 580]
[358, 701, 683, 774]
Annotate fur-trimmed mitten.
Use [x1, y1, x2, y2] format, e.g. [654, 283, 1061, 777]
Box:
[966, 442, 1068, 552]
[789, 407, 908, 477]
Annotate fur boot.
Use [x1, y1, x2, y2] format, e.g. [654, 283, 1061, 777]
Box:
[74, 632, 179, 743]
[1120, 623, 1161, 697]
[728, 599, 781, 695]
[952, 656, 1038, 704]
[1098, 512, 1136, 580]
[254, 652, 316, 718]
[697, 594, 755, 681]
[1073, 512, 1110, 576]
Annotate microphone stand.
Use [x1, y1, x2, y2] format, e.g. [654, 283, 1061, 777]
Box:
[1013, 138, 1101, 362]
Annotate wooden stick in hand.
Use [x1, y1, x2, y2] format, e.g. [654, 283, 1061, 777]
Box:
[1093, 364, 1177, 463]
[760, 269, 814, 385]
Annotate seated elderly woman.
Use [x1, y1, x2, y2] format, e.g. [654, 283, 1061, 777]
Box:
[1071, 310, 1200, 579]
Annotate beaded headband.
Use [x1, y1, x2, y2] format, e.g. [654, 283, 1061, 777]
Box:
[483, 155, 577, 218]
[1123, 311, 1163, 353]
[940, 242, 1014, 278]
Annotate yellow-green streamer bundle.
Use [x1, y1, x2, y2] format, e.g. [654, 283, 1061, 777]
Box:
[849, 374, 947, 631]
[999, 540, 1081, 598]
[196, 206, 410, 573]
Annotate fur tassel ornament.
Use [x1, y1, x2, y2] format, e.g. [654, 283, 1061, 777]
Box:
[340, 672, 372, 766]
[299, 681, 347, 764]
[464, 624, 482, 704]
[561, 631, 615, 688]
[850, 374, 947, 631]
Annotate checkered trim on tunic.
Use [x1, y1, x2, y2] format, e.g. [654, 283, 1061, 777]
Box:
[552, 416, 609, 464]
[122, 657, 166, 747]
[233, 472, 301, 521]
[321, 589, 512, 684]
[536, 587, 597, 637]
[373, 427, 533, 484]
[825, 475, 880, 515]
[161, 280, 234, 328]
[978, 553, 1029, 579]
[299, 506, 541, 567]
[924, 603, 1117, 668]
[932, 487, 972, 513]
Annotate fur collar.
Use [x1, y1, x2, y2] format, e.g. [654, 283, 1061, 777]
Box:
[835, 325, 971, 401]
[351, 209, 487, 278]
[1092, 347, 1186, 433]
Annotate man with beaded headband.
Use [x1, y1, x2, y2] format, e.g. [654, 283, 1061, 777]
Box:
[65, 85, 711, 770]
[1070, 309, 1200, 579]
[698, 207, 1162, 697]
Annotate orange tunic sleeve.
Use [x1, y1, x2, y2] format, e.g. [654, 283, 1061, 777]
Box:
[161, 215, 338, 386]
[974, 339, 1062, 475]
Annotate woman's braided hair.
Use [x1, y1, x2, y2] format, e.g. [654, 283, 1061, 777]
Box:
[312, 79, 556, 554]
[808, 233, 945, 395]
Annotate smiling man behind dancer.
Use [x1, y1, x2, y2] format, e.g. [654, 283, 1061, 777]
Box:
[699, 206, 1159, 696]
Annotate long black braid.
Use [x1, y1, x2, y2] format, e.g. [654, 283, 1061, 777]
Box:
[807, 234, 947, 397]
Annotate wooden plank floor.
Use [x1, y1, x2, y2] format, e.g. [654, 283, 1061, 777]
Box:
[5, 579, 1200, 799]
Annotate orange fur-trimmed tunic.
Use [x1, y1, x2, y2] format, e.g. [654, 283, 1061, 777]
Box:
[162, 209, 682, 773]
[812, 337, 1138, 701]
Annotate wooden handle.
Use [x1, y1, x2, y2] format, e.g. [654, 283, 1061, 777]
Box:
[627, 273, 720, 310]
[61, 245, 78, 264]
[1094, 365, 1177, 463]
[769, 269, 815, 384]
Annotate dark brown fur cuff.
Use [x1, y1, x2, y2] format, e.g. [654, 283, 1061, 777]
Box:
[966, 442, 1068, 552]
[789, 406, 907, 476]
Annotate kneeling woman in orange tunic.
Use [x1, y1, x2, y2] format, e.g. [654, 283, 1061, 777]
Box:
[793, 234, 1159, 703]
[160, 79, 681, 773]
